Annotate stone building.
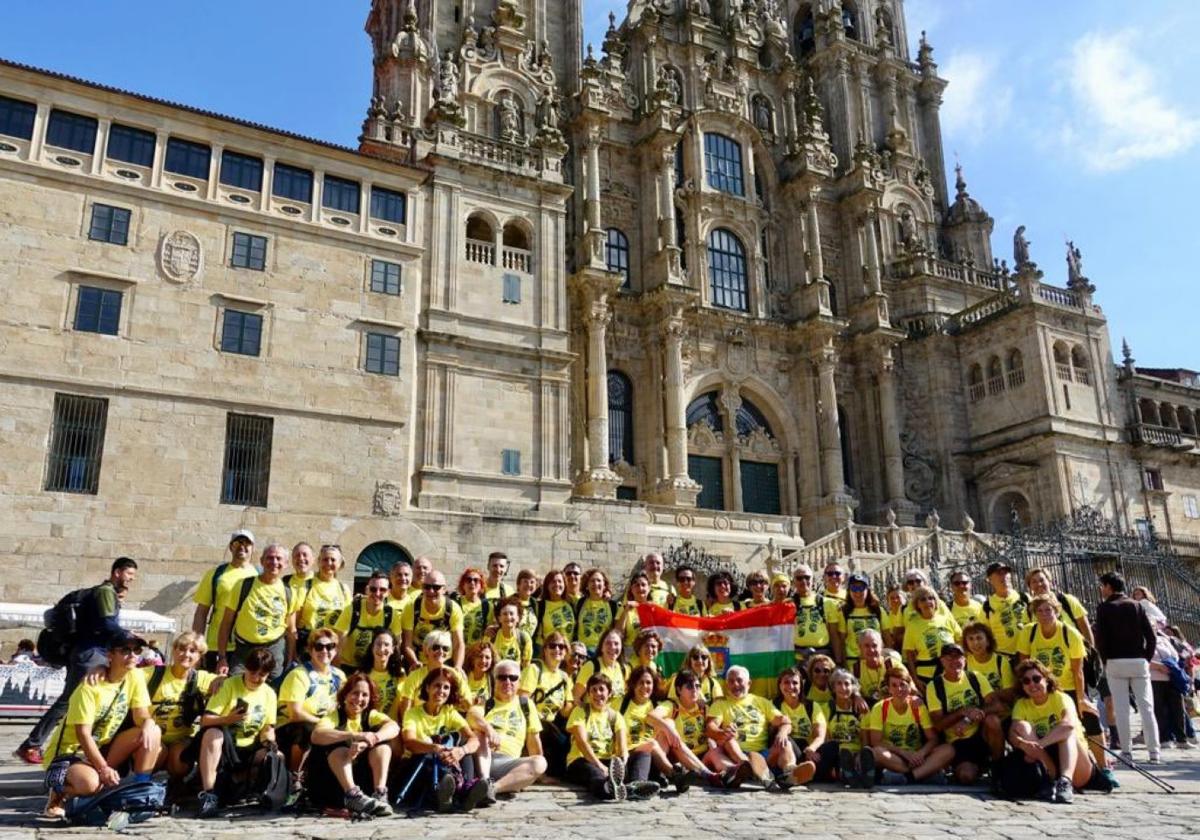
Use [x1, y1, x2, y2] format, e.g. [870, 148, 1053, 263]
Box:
[0, 0, 1197, 615]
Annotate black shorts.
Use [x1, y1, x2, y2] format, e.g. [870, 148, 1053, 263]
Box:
[950, 732, 990, 767]
[275, 722, 314, 756]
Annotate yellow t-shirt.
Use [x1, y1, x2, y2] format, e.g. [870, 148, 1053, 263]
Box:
[400, 598, 465, 652]
[333, 601, 395, 667]
[284, 573, 315, 618]
[537, 599, 576, 643]
[141, 665, 217, 745]
[484, 582, 513, 601]
[205, 674, 277, 748]
[222, 577, 293, 644]
[926, 671, 995, 741]
[399, 665, 471, 704]
[648, 581, 675, 607]
[574, 658, 629, 700]
[670, 594, 705, 617]
[617, 696, 666, 748]
[299, 577, 352, 633]
[833, 606, 882, 661]
[902, 612, 963, 677]
[44, 669, 152, 765]
[566, 704, 626, 764]
[477, 696, 542, 758]
[1018, 622, 1086, 691]
[466, 672, 491, 706]
[855, 651, 903, 702]
[520, 662, 572, 723]
[1012, 690, 1088, 753]
[621, 606, 643, 651]
[277, 665, 346, 725]
[493, 628, 533, 667]
[517, 599, 539, 640]
[665, 672, 724, 704]
[780, 698, 827, 744]
[707, 694, 781, 753]
[708, 601, 738, 617]
[793, 594, 838, 648]
[315, 708, 392, 734]
[881, 607, 905, 638]
[1028, 591, 1088, 628]
[387, 590, 419, 615]
[665, 701, 709, 755]
[806, 684, 833, 706]
[402, 703, 468, 743]
[968, 653, 1015, 692]
[985, 592, 1028, 655]
[864, 698, 932, 751]
[574, 599, 616, 652]
[825, 704, 863, 746]
[951, 598, 985, 628]
[195, 563, 257, 652]
[369, 668, 403, 717]
[458, 598, 490, 645]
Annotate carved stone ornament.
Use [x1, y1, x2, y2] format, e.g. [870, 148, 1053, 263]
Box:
[159, 230, 202, 283]
[373, 480, 404, 516]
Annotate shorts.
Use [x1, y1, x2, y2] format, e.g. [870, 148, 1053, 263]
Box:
[44, 756, 84, 794]
[275, 722, 314, 756]
[950, 732, 990, 767]
[488, 754, 522, 781]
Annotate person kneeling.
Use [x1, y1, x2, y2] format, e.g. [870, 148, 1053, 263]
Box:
[864, 667, 955, 786]
[468, 659, 547, 804]
[397, 667, 486, 812]
[1008, 660, 1099, 803]
[307, 673, 398, 817]
[565, 673, 629, 801]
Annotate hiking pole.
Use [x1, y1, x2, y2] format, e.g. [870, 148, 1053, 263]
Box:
[1088, 736, 1176, 793]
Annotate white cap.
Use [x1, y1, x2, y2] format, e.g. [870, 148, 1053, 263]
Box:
[229, 528, 255, 545]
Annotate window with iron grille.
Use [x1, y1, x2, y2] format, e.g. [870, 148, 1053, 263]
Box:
[502, 273, 521, 304]
[365, 333, 400, 376]
[501, 449, 521, 476]
[231, 232, 268, 270]
[322, 175, 361, 214]
[604, 228, 630, 287]
[740, 460, 781, 515]
[370, 259, 402, 295]
[370, 186, 407, 224]
[707, 228, 748, 311]
[273, 162, 313, 203]
[45, 393, 108, 494]
[105, 123, 156, 167]
[607, 371, 634, 464]
[0, 95, 36, 140]
[164, 137, 211, 179]
[688, 455, 724, 510]
[221, 413, 272, 507]
[219, 150, 264, 192]
[704, 132, 744, 196]
[220, 309, 263, 356]
[74, 286, 122, 335]
[46, 109, 98, 153]
[88, 204, 131, 245]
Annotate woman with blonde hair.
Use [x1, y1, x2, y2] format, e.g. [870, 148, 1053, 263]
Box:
[143, 630, 219, 779]
[665, 645, 724, 704]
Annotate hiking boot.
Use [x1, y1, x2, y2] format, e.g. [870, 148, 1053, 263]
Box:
[730, 760, 756, 789]
[765, 776, 787, 793]
[838, 748, 858, 786]
[1037, 776, 1056, 803]
[14, 743, 43, 766]
[198, 790, 220, 819]
[483, 779, 498, 805]
[857, 746, 876, 789]
[461, 779, 490, 812]
[434, 773, 457, 813]
[790, 761, 817, 786]
[608, 756, 627, 801]
[345, 787, 380, 818]
[1054, 775, 1074, 804]
[625, 780, 660, 800]
[370, 788, 392, 816]
[668, 764, 696, 794]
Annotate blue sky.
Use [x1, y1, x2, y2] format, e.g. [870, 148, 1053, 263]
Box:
[3, 1, 1197, 367]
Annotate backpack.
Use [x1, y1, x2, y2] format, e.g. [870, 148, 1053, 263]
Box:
[232, 577, 293, 634]
[983, 592, 1029, 619]
[931, 672, 984, 712]
[253, 744, 290, 811]
[65, 778, 166, 826]
[528, 662, 569, 708]
[993, 749, 1048, 799]
[146, 666, 206, 730]
[348, 600, 394, 636]
[278, 663, 343, 700]
[37, 587, 97, 668]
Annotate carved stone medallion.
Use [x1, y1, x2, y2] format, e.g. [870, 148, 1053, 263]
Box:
[159, 230, 203, 283]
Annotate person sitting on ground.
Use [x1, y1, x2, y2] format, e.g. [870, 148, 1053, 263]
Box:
[535, 570, 576, 649]
[193, 647, 279, 819]
[395, 631, 471, 720]
[359, 630, 406, 721]
[399, 570, 465, 671]
[925, 643, 1002, 784]
[903, 585, 963, 692]
[41, 632, 161, 819]
[668, 565, 705, 616]
[333, 571, 395, 670]
[657, 671, 723, 787]
[275, 629, 345, 780]
[519, 632, 574, 777]
[617, 666, 693, 797]
[452, 568, 490, 646]
[832, 574, 883, 668]
[774, 667, 822, 786]
[489, 597, 533, 670]
[822, 668, 868, 785]
[463, 641, 496, 706]
[1009, 659, 1100, 803]
[705, 571, 740, 616]
[307, 673, 398, 818]
[574, 569, 618, 656]
[703, 665, 795, 791]
[142, 631, 220, 780]
[853, 629, 902, 703]
[864, 666, 954, 787]
[467, 658, 547, 802]
[1018, 595, 1092, 718]
[573, 628, 630, 704]
[665, 645, 724, 704]
[397, 667, 487, 812]
[565, 673, 629, 801]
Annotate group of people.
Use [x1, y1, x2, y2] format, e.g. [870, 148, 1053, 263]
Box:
[17, 530, 1196, 821]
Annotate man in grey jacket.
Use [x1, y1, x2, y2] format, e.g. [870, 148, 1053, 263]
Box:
[1094, 572, 1160, 763]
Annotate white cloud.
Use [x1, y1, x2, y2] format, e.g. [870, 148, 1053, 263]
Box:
[939, 51, 1012, 145]
[1063, 30, 1200, 172]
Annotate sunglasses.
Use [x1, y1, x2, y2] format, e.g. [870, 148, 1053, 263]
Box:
[366, 586, 389, 594]
[465, 576, 482, 584]
[114, 646, 141, 656]
[423, 583, 445, 591]
[691, 654, 710, 660]
[313, 642, 338, 652]
[496, 674, 520, 683]
[793, 575, 811, 582]
[750, 580, 767, 587]
[429, 644, 450, 653]
[848, 583, 868, 592]
[546, 643, 567, 651]
[811, 667, 831, 674]
[825, 571, 844, 578]
[1021, 674, 1044, 685]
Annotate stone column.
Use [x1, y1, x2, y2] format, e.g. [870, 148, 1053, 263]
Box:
[863, 210, 882, 294]
[585, 302, 612, 469]
[722, 388, 743, 512]
[659, 145, 676, 249]
[806, 190, 825, 280]
[91, 119, 110, 175]
[582, 127, 605, 267]
[816, 351, 844, 495]
[653, 313, 701, 506]
[877, 355, 905, 502]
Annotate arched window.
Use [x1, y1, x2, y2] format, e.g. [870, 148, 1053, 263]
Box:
[703, 132, 745, 197]
[795, 6, 816, 56]
[707, 228, 749, 312]
[841, 2, 860, 40]
[685, 391, 783, 515]
[1006, 348, 1025, 388]
[465, 213, 495, 265]
[752, 96, 774, 134]
[1161, 403, 1179, 430]
[685, 392, 724, 511]
[1053, 341, 1071, 380]
[685, 391, 721, 430]
[607, 371, 634, 463]
[1070, 345, 1091, 385]
[1139, 398, 1162, 426]
[501, 221, 532, 272]
[502, 222, 530, 250]
[1179, 407, 1197, 436]
[355, 541, 413, 595]
[968, 363, 985, 403]
[991, 491, 1032, 534]
[987, 356, 1004, 395]
[604, 228, 630, 287]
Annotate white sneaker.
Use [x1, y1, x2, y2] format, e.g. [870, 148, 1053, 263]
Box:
[1147, 753, 1162, 765]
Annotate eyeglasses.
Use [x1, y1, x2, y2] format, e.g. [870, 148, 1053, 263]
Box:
[825, 571, 844, 578]
[114, 646, 140, 656]
[496, 674, 520, 683]
[313, 642, 338, 652]
[366, 586, 389, 594]
[423, 583, 445, 591]
[546, 643, 567, 651]
[1021, 674, 1044, 685]
[428, 644, 451, 654]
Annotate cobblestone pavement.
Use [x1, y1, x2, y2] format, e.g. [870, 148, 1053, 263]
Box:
[0, 724, 1196, 839]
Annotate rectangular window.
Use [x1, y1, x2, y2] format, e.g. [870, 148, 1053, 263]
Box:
[74, 286, 123, 335]
[220, 309, 263, 356]
[501, 449, 521, 476]
[164, 137, 212, 179]
[740, 460, 781, 515]
[370, 186, 407, 224]
[0, 95, 37, 140]
[272, 162, 313, 203]
[46, 109, 98, 154]
[365, 333, 401, 376]
[502, 273, 521, 304]
[704, 132, 745, 197]
[322, 175, 360, 214]
[370, 259, 402, 295]
[231, 232, 268, 270]
[1184, 495, 1199, 520]
[688, 455, 724, 510]
[1143, 468, 1164, 491]
[45, 393, 108, 494]
[105, 123, 156, 167]
[219, 150, 264, 192]
[616, 485, 638, 502]
[221, 413, 272, 507]
[88, 204, 131, 245]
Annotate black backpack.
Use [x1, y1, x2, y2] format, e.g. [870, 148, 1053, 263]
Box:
[993, 749, 1048, 799]
[37, 587, 97, 668]
[931, 672, 985, 711]
[254, 743, 290, 811]
[348, 599, 394, 635]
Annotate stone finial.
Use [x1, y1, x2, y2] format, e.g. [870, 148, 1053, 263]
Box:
[1122, 338, 1136, 374]
[954, 162, 967, 198]
[918, 31, 936, 74]
[886, 508, 898, 527]
[925, 509, 940, 530]
[962, 512, 975, 533]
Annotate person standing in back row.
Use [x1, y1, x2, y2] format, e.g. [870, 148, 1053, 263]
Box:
[193, 531, 259, 671]
[485, 552, 512, 600]
[1094, 572, 1160, 763]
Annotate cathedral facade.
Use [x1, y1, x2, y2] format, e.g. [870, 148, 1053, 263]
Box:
[1, 0, 1198, 611]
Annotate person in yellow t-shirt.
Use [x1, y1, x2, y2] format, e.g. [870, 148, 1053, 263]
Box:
[194, 647, 278, 817]
[453, 567, 491, 646]
[483, 551, 513, 601]
[615, 666, 692, 794]
[514, 570, 540, 641]
[215, 543, 297, 679]
[642, 553, 676, 607]
[464, 641, 496, 706]
[275, 629, 347, 772]
[363, 630, 406, 720]
[963, 621, 1017, 701]
[574, 570, 619, 654]
[630, 630, 663, 681]
[853, 629, 902, 703]
[396, 631, 472, 720]
[864, 667, 954, 786]
[705, 571, 740, 616]
[284, 542, 315, 649]
[832, 574, 883, 666]
[740, 570, 772, 609]
[805, 654, 836, 706]
[519, 632, 574, 776]
[616, 573, 653, 653]
[398, 667, 486, 812]
[665, 645, 725, 704]
[983, 562, 1028, 656]
[820, 668, 868, 784]
[468, 658, 546, 797]
[535, 571, 577, 647]
[658, 671, 723, 786]
[704, 666, 794, 789]
[925, 642, 1003, 783]
[774, 667, 822, 785]
[308, 672, 399, 816]
[562, 562, 585, 607]
[790, 565, 838, 661]
[1024, 568, 1094, 647]
[333, 572, 396, 668]
[1018, 595, 1093, 715]
[1009, 659, 1098, 802]
[949, 573, 985, 628]
[668, 565, 706, 616]
[192, 530, 258, 669]
[882, 584, 907, 650]
[490, 598, 534, 669]
[565, 673, 629, 801]
[142, 631, 220, 778]
[41, 633, 161, 819]
[387, 559, 416, 614]
[296, 546, 352, 644]
[902, 586, 963, 689]
[400, 571, 465, 671]
[573, 629, 630, 704]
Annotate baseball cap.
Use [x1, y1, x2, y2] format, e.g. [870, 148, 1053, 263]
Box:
[107, 629, 148, 651]
[229, 528, 255, 545]
[847, 573, 869, 587]
[940, 642, 965, 657]
[985, 561, 1012, 577]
